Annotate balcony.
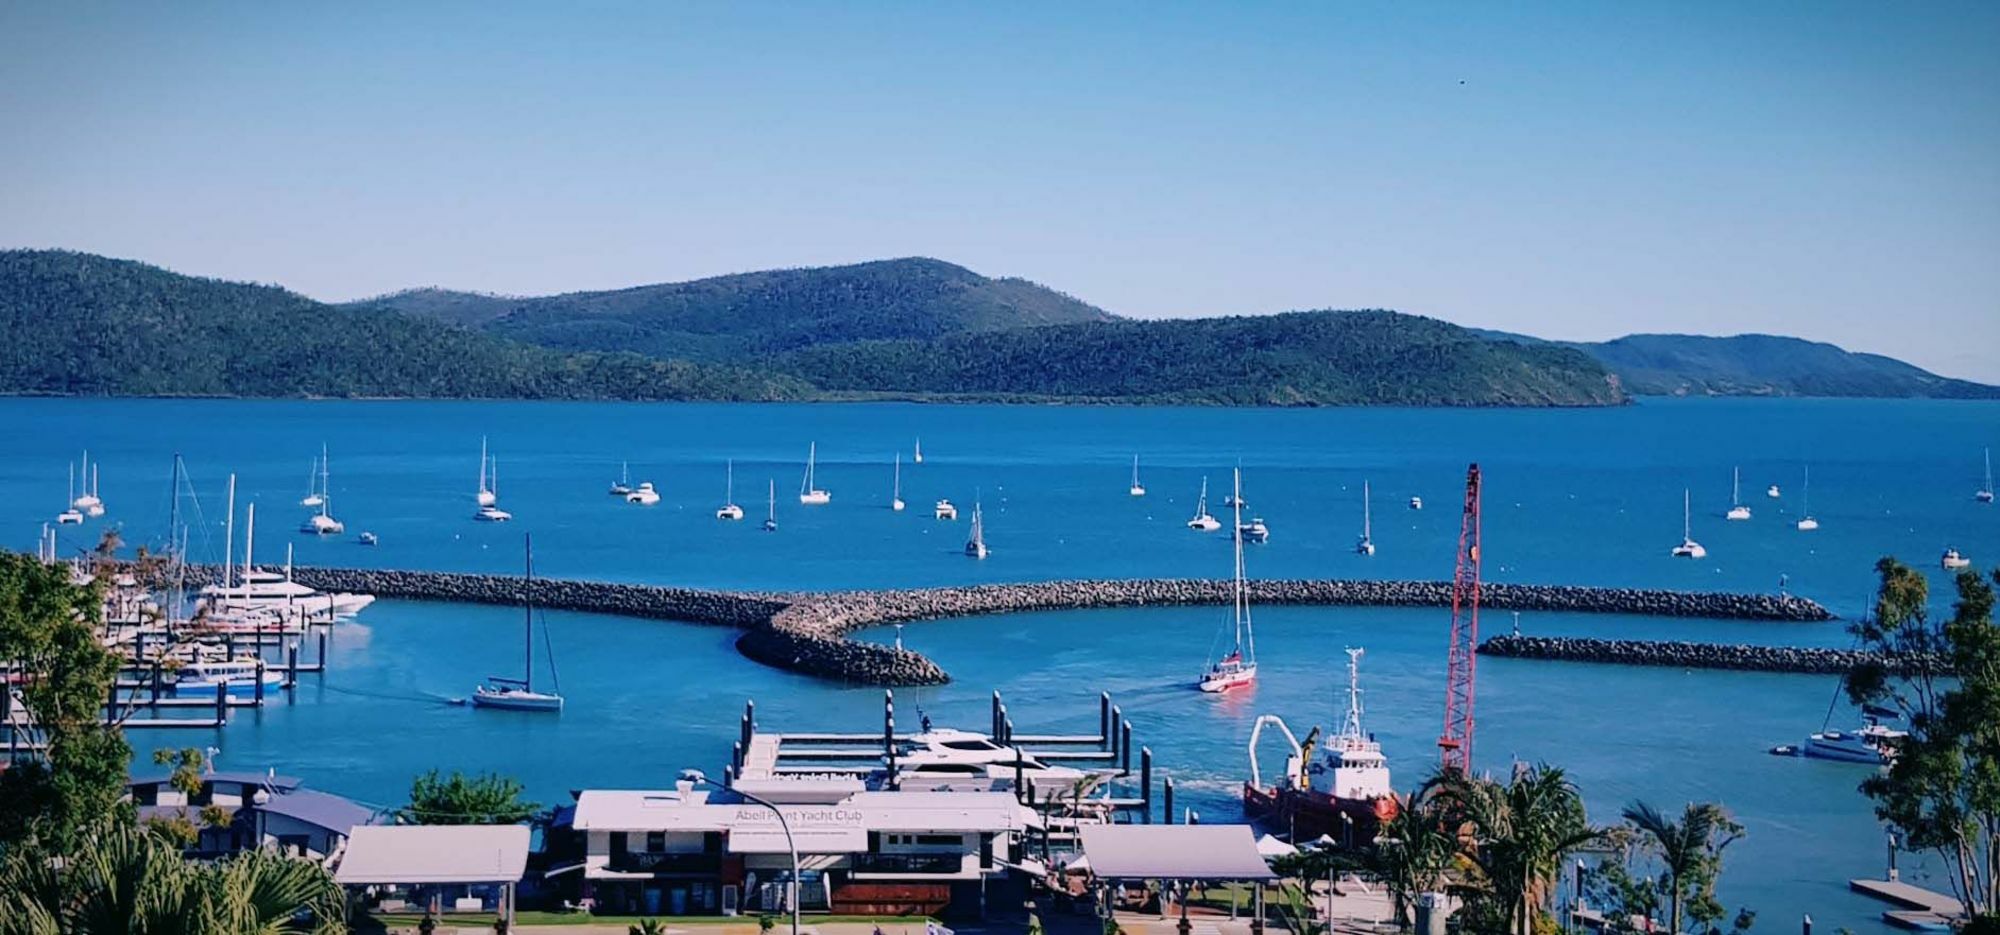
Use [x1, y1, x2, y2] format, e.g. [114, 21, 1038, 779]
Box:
[606, 852, 722, 875]
[850, 853, 966, 876]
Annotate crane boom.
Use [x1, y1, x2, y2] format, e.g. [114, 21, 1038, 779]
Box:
[1438, 463, 1482, 773]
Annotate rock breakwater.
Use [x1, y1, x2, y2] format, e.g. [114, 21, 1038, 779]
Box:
[1479, 635, 1945, 675]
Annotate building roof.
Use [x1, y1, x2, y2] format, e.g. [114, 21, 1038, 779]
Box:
[571, 788, 1036, 836]
[259, 789, 381, 835]
[1078, 825, 1277, 880]
[333, 825, 530, 885]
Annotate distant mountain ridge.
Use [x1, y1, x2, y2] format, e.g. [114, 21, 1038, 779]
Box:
[1469, 328, 1999, 399]
[351, 257, 1116, 361]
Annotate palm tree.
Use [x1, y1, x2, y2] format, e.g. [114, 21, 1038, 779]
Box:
[1372, 796, 1458, 927]
[1433, 765, 1601, 935]
[1621, 801, 1741, 935]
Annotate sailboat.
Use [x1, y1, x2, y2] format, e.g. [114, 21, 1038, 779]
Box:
[763, 480, 778, 531]
[72, 451, 105, 517]
[890, 454, 907, 511]
[717, 460, 744, 520]
[299, 448, 344, 534]
[1128, 456, 1146, 497]
[475, 438, 498, 508]
[472, 535, 563, 713]
[1978, 448, 1995, 504]
[914, 438, 924, 464]
[799, 443, 831, 505]
[964, 495, 988, 558]
[475, 454, 512, 522]
[1726, 467, 1751, 521]
[1355, 481, 1376, 555]
[1671, 489, 1707, 558]
[609, 462, 632, 497]
[1186, 477, 1220, 531]
[1796, 466, 1820, 531]
[56, 462, 84, 525]
[300, 447, 325, 508]
[1199, 470, 1257, 692]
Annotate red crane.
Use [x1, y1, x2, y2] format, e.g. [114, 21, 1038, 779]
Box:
[1437, 463, 1482, 773]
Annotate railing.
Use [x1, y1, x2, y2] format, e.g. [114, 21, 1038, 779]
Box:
[607, 852, 722, 874]
[850, 853, 965, 875]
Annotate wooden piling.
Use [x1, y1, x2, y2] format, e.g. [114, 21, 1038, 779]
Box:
[1121, 722, 1133, 775]
[1163, 777, 1174, 824]
[1109, 705, 1123, 760]
[1140, 747, 1152, 823]
[1099, 692, 1111, 747]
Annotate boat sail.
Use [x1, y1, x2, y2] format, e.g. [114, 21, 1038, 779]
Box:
[299, 446, 345, 535]
[472, 534, 564, 712]
[964, 495, 988, 558]
[1128, 455, 1146, 497]
[1671, 489, 1707, 558]
[799, 443, 831, 505]
[476, 437, 497, 508]
[1355, 481, 1376, 555]
[1726, 466, 1751, 521]
[717, 460, 744, 520]
[914, 438, 923, 464]
[300, 447, 325, 508]
[891, 453, 906, 512]
[1979, 448, 1995, 504]
[1199, 469, 1258, 692]
[1187, 477, 1220, 531]
[1796, 466, 1820, 531]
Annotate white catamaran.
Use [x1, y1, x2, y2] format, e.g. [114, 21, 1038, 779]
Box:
[475, 438, 498, 508]
[1187, 477, 1220, 531]
[472, 534, 564, 713]
[299, 447, 344, 535]
[1671, 489, 1707, 558]
[717, 460, 744, 520]
[1200, 469, 1258, 692]
[799, 443, 831, 505]
[1726, 466, 1751, 521]
[72, 451, 105, 517]
[56, 462, 84, 525]
[1356, 480, 1376, 555]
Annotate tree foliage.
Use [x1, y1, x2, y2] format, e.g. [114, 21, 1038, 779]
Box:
[1611, 801, 1745, 935]
[402, 769, 539, 825]
[1844, 558, 2000, 919]
[0, 550, 130, 852]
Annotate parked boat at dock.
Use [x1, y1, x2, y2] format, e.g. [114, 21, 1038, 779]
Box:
[1242, 647, 1398, 845]
[171, 657, 285, 697]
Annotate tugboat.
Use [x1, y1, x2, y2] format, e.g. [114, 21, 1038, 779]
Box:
[1242, 647, 1398, 845]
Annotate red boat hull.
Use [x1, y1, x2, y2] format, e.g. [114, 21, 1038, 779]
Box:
[1242, 782, 1397, 846]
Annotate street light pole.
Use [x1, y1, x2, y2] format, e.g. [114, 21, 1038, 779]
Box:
[684, 769, 800, 935]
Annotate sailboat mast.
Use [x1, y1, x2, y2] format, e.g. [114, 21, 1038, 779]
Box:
[726, 459, 735, 501]
[479, 437, 489, 493]
[1732, 466, 1741, 506]
[523, 533, 534, 692]
[243, 501, 256, 587]
[320, 445, 332, 517]
[1683, 489, 1691, 539]
[1362, 481, 1372, 538]
[893, 453, 900, 498]
[1233, 469, 1246, 653]
[223, 474, 237, 591]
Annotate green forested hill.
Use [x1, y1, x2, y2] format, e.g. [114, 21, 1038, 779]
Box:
[782, 311, 1626, 406]
[0, 251, 809, 400]
[1576, 334, 2000, 398]
[353, 257, 1116, 361]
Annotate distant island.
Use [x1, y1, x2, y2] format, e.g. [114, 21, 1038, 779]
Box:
[1, 249, 1989, 405]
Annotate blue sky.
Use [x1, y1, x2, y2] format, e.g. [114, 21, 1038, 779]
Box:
[3, 2, 1996, 380]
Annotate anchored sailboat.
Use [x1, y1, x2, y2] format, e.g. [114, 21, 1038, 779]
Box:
[72, 451, 105, 517]
[299, 447, 344, 535]
[717, 460, 744, 520]
[300, 447, 325, 508]
[56, 462, 84, 525]
[475, 438, 497, 508]
[1356, 481, 1376, 555]
[891, 454, 906, 512]
[475, 452, 512, 522]
[1200, 469, 1258, 692]
[914, 438, 923, 464]
[609, 462, 632, 497]
[472, 534, 563, 713]
[1128, 455, 1146, 497]
[1671, 489, 1707, 558]
[964, 494, 988, 558]
[763, 479, 778, 531]
[1726, 467, 1751, 521]
[1978, 448, 1995, 504]
[799, 443, 831, 505]
[1187, 477, 1220, 531]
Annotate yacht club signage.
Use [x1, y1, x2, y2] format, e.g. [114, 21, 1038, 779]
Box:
[727, 805, 868, 853]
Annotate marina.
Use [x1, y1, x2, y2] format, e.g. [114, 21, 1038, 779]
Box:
[3, 395, 1999, 933]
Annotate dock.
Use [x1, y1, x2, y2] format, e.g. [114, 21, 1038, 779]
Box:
[1849, 878, 1965, 930]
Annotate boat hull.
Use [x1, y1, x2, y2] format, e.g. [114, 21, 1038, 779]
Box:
[471, 689, 563, 712]
[1242, 782, 1396, 846]
[173, 676, 284, 697]
[1199, 667, 1256, 693]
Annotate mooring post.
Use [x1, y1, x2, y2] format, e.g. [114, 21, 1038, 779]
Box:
[213, 687, 227, 726]
[317, 629, 327, 669]
[1100, 692, 1111, 747]
[996, 704, 1008, 741]
[732, 740, 744, 774]
[885, 689, 898, 790]
[1004, 717, 1014, 746]
[1140, 747, 1153, 823]
[1121, 722, 1133, 775]
[255, 659, 266, 705]
[1163, 777, 1175, 825]
[286, 643, 298, 689]
[991, 690, 1003, 738]
[723, 764, 736, 784]
[1110, 706, 1124, 760]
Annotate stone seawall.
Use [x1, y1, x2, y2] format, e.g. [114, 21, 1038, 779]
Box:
[215, 566, 1834, 686]
[1479, 634, 1945, 675]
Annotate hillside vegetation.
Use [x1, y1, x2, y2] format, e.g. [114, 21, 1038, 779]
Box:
[1576, 333, 2000, 398]
[0, 251, 809, 400]
[355, 257, 1115, 361]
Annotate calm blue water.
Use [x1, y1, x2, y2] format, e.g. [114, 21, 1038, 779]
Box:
[5, 396, 1999, 931]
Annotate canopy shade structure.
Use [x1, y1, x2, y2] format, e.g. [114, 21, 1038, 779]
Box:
[1079, 825, 1277, 881]
[1255, 833, 1299, 858]
[334, 825, 530, 885]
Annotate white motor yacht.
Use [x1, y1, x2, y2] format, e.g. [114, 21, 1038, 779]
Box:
[1408, 495, 1423, 511]
[1237, 518, 1270, 543]
[894, 728, 1112, 794]
[1943, 548, 1971, 570]
[1767, 484, 1782, 498]
[171, 658, 285, 698]
[625, 481, 661, 505]
[934, 499, 958, 520]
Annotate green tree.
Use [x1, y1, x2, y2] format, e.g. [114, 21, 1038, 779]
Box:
[1433, 764, 1602, 935]
[1620, 801, 1742, 935]
[1844, 559, 2000, 919]
[0, 550, 130, 852]
[402, 769, 539, 825]
[0, 821, 346, 934]
[1372, 793, 1459, 927]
